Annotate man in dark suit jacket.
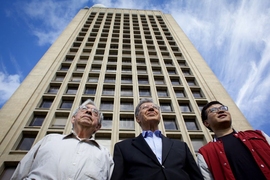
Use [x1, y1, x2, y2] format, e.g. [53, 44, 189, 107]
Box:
[111, 98, 203, 180]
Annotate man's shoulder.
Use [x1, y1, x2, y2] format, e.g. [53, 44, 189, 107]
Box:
[115, 137, 136, 145]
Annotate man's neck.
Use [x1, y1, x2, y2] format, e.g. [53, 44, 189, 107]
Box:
[73, 128, 93, 139]
[214, 128, 234, 138]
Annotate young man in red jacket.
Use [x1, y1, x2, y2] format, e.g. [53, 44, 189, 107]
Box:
[197, 101, 270, 180]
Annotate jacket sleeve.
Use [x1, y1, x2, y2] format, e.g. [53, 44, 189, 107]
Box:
[197, 153, 214, 180]
[111, 143, 125, 180]
[10, 138, 44, 180]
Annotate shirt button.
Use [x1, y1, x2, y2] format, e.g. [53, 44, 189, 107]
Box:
[261, 164, 265, 168]
[220, 151, 223, 154]
[251, 149, 254, 152]
[73, 163, 76, 166]
[224, 163, 227, 166]
[162, 165, 165, 168]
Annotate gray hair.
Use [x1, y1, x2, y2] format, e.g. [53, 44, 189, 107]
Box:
[135, 98, 159, 117]
[72, 99, 103, 125]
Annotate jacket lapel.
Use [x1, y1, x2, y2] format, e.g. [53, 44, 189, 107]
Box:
[161, 135, 173, 164]
[132, 134, 160, 164]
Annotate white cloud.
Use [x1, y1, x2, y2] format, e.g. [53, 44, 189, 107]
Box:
[0, 72, 21, 106]
[20, 0, 89, 46]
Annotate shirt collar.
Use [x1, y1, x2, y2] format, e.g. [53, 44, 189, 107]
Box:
[142, 130, 162, 138]
[63, 131, 100, 149]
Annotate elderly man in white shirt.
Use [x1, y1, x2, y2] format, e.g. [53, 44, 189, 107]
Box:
[11, 99, 114, 180]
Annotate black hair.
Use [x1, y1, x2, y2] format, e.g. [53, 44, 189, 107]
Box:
[201, 101, 224, 122]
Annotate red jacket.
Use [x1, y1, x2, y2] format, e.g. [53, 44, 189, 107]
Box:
[198, 130, 270, 180]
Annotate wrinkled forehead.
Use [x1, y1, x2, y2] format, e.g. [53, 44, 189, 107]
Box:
[140, 102, 155, 107]
[84, 104, 97, 109]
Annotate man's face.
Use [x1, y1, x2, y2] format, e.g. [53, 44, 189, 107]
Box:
[72, 104, 101, 132]
[204, 104, 231, 131]
[136, 102, 161, 127]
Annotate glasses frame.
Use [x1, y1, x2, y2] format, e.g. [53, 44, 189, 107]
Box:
[140, 104, 160, 111]
[207, 105, 228, 114]
[79, 105, 99, 117]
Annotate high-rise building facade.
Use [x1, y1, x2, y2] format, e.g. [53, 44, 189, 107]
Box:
[0, 5, 252, 178]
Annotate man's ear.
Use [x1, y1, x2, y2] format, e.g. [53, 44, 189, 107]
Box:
[95, 124, 101, 131]
[71, 116, 75, 124]
[203, 120, 210, 128]
[136, 116, 141, 124]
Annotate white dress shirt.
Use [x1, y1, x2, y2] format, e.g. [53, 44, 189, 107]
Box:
[11, 133, 114, 180]
[142, 130, 162, 164]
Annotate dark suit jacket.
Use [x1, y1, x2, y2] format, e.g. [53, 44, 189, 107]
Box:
[111, 134, 203, 180]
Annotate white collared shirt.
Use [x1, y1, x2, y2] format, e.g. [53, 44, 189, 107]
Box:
[142, 130, 162, 164]
[11, 133, 114, 180]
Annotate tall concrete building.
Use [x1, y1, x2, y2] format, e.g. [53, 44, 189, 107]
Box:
[0, 5, 252, 178]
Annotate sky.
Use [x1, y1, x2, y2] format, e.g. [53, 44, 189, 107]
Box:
[1, 0, 270, 135]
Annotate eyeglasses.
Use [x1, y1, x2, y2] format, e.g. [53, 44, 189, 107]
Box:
[140, 104, 160, 111]
[207, 105, 228, 114]
[79, 105, 99, 117]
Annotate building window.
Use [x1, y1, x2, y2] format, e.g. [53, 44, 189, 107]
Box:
[66, 87, 78, 94]
[76, 66, 85, 72]
[85, 87, 96, 95]
[152, 68, 162, 74]
[55, 75, 65, 81]
[182, 69, 191, 76]
[88, 75, 99, 82]
[16, 133, 36, 150]
[51, 116, 67, 128]
[192, 90, 203, 98]
[48, 86, 59, 94]
[60, 65, 69, 71]
[139, 87, 151, 96]
[157, 88, 168, 97]
[191, 137, 205, 153]
[122, 66, 132, 73]
[100, 101, 114, 111]
[60, 100, 73, 109]
[106, 66, 116, 72]
[104, 76, 116, 83]
[121, 87, 133, 96]
[101, 116, 112, 129]
[138, 77, 148, 84]
[40, 99, 53, 108]
[174, 89, 185, 98]
[171, 78, 181, 85]
[167, 69, 176, 74]
[29, 115, 46, 126]
[163, 117, 178, 130]
[0, 165, 17, 180]
[179, 103, 192, 112]
[137, 67, 147, 74]
[154, 77, 165, 85]
[121, 76, 132, 84]
[120, 101, 134, 111]
[91, 66, 101, 72]
[185, 117, 199, 130]
[102, 87, 115, 96]
[160, 103, 173, 112]
[71, 76, 81, 82]
[187, 79, 196, 86]
[119, 117, 135, 130]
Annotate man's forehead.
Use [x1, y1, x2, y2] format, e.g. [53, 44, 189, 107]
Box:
[208, 104, 223, 109]
[85, 104, 96, 108]
[141, 102, 154, 106]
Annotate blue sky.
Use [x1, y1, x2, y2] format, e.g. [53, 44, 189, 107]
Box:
[1, 0, 270, 135]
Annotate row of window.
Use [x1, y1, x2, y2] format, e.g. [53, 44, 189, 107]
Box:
[47, 83, 203, 98]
